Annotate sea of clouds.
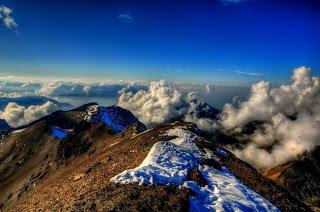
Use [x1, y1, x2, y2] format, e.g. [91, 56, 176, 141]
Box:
[0, 77, 219, 129]
[2, 67, 319, 173]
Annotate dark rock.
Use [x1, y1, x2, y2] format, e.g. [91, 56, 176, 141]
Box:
[188, 168, 207, 187]
[0, 119, 11, 132]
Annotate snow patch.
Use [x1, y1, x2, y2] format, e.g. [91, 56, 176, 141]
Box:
[203, 148, 221, 162]
[0, 134, 6, 143]
[130, 128, 153, 139]
[110, 127, 279, 211]
[84, 105, 146, 132]
[84, 105, 99, 122]
[109, 141, 120, 147]
[185, 165, 279, 212]
[51, 126, 72, 138]
[216, 147, 229, 157]
[110, 128, 204, 185]
[11, 128, 26, 134]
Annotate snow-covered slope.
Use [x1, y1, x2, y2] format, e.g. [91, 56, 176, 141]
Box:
[51, 126, 72, 138]
[46, 104, 146, 139]
[111, 127, 279, 211]
[186, 165, 278, 211]
[0, 102, 308, 211]
[111, 128, 203, 185]
[84, 105, 146, 132]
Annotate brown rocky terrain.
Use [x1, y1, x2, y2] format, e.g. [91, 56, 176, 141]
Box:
[264, 146, 320, 210]
[0, 104, 311, 211]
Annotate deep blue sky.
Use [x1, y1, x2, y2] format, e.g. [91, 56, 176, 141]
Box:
[1, 0, 319, 84]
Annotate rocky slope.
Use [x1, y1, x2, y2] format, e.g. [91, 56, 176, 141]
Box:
[0, 104, 310, 211]
[265, 146, 320, 209]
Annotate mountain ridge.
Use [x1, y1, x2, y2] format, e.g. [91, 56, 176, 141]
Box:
[0, 103, 311, 211]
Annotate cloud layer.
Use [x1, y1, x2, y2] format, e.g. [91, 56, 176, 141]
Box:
[220, 66, 320, 171]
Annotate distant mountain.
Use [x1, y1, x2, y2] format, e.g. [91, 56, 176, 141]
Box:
[84, 104, 147, 132]
[186, 100, 220, 120]
[0, 96, 72, 111]
[0, 103, 308, 211]
[169, 99, 220, 125]
[0, 119, 11, 132]
[265, 146, 320, 209]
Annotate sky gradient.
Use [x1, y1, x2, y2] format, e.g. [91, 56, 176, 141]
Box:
[1, 0, 320, 84]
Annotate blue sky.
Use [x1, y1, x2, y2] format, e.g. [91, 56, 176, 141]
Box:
[0, 0, 319, 84]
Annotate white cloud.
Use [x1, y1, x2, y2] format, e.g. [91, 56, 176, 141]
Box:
[118, 80, 188, 127]
[82, 85, 91, 94]
[0, 91, 30, 98]
[36, 81, 63, 96]
[117, 13, 133, 23]
[220, 66, 320, 171]
[21, 82, 30, 88]
[118, 80, 218, 132]
[3, 16, 17, 29]
[0, 101, 57, 127]
[235, 70, 262, 76]
[0, 5, 12, 16]
[0, 76, 136, 99]
[0, 5, 17, 30]
[0, 74, 15, 80]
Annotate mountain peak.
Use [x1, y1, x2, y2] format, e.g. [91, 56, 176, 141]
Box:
[84, 105, 147, 132]
[0, 103, 310, 211]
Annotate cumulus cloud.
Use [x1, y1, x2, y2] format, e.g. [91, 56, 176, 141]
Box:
[0, 5, 17, 30]
[220, 66, 320, 171]
[0, 101, 57, 127]
[118, 80, 188, 127]
[118, 80, 218, 132]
